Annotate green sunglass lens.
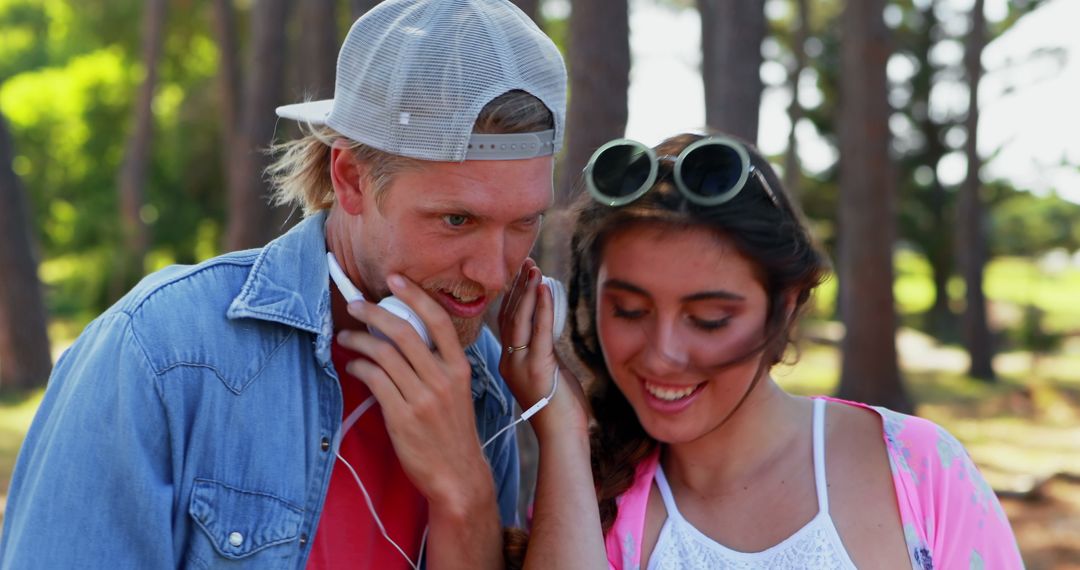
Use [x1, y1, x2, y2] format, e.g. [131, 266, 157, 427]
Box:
[681, 143, 743, 199]
[593, 144, 653, 200]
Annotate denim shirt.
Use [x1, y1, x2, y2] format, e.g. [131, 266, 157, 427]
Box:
[0, 212, 520, 569]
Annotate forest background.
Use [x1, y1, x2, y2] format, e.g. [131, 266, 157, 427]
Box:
[0, 0, 1078, 565]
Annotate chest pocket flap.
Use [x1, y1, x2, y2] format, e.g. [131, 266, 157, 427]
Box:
[189, 478, 304, 559]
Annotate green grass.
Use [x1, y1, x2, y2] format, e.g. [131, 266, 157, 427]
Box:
[0, 389, 44, 531]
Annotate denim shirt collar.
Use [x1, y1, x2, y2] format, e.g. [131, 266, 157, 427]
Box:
[224, 211, 506, 409]
[227, 211, 333, 360]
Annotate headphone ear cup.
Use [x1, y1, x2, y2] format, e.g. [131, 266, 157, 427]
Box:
[541, 276, 568, 340]
[376, 296, 433, 349]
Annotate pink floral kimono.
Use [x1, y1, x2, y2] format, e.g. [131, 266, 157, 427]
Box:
[604, 397, 1025, 569]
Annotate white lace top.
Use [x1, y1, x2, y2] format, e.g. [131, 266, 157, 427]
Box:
[646, 398, 858, 569]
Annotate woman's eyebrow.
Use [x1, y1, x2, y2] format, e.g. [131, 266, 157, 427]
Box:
[682, 291, 745, 302]
[602, 279, 745, 302]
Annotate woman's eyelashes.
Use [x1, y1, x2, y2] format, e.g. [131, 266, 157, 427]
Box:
[688, 315, 732, 331]
[610, 303, 731, 332]
[611, 305, 647, 320]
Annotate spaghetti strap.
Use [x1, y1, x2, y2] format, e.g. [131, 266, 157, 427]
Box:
[653, 464, 684, 522]
[812, 397, 830, 514]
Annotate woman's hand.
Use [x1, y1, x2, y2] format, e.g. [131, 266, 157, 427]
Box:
[497, 259, 589, 440]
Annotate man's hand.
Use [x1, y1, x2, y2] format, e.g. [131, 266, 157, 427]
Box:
[337, 273, 503, 569]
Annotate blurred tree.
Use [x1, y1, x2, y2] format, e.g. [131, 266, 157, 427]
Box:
[893, 0, 958, 339]
[300, 0, 337, 100]
[0, 113, 52, 390]
[225, 0, 293, 251]
[782, 0, 810, 201]
[351, 0, 381, 22]
[835, 0, 912, 412]
[957, 0, 994, 381]
[510, 0, 540, 23]
[697, 0, 765, 142]
[212, 0, 242, 176]
[114, 0, 169, 299]
[546, 0, 629, 278]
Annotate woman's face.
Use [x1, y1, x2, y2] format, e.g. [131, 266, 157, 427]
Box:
[596, 224, 771, 444]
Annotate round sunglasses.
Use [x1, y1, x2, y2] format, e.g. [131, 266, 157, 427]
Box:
[584, 136, 779, 208]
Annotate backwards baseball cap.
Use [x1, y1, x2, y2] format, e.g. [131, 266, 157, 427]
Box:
[276, 0, 567, 162]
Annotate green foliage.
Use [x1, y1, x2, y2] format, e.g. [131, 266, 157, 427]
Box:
[989, 184, 1080, 256]
[1, 0, 227, 320]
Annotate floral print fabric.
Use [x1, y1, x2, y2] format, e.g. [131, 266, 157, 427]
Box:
[604, 397, 1025, 569]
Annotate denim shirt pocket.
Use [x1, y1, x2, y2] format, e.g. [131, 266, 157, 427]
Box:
[187, 478, 303, 568]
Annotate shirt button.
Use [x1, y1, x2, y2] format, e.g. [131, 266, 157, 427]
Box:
[299, 533, 309, 547]
[320, 437, 330, 452]
[228, 532, 244, 547]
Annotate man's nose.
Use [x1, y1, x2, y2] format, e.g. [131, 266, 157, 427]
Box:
[462, 231, 512, 293]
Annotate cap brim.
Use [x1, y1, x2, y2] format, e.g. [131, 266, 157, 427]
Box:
[275, 99, 334, 124]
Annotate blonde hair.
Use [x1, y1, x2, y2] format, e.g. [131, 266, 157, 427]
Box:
[267, 90, 554, 215]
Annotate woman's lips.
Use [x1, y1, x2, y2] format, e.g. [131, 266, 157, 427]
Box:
[640, 379, 706, 413]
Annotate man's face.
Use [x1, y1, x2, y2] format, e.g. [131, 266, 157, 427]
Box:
[351, 156, 554, 345]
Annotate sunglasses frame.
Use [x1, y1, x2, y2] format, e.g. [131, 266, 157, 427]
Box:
[585, 136, 762, 207]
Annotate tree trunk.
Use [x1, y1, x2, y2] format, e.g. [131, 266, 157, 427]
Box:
[225, 0, 292, 251]
[958, 0, 995, 381]
[783, 0, 809, 201]
[510, 0, 541, 24]
[545, 0, 629, 278]
[0, 115, 52, 391]
[300, 0, 337, 100]
[697, 0, 765, 142]
[212, 0, 242, 169]
[351, 0, 381, 22]
[835, 0, 912, 413]
[113, 0, 168, 298]
[912, 1, 955, 339]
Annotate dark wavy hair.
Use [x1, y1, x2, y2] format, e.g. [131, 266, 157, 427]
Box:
[566, 133, 831, 535]
[502, 133, 829, 566]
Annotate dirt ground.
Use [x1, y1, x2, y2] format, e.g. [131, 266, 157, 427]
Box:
[1001, 477, 1080, 569]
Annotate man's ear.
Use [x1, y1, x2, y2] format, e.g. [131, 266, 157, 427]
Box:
[330, 142, 367, 215]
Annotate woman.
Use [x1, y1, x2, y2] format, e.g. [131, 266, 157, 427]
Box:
[498, 133, 1023, 569]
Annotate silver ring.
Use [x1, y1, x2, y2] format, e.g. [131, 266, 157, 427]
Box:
[506, 344, 529, 355]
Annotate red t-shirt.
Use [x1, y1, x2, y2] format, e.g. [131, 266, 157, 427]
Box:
[306, 338, 429, 569]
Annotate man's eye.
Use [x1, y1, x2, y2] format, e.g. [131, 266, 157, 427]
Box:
[444, 214, 469, 227]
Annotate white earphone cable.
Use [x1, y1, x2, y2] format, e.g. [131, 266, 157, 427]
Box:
[482, 366, 559, 450]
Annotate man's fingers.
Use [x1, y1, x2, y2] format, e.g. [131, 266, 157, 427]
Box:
[381, 275, 467, 371]
[338, 327, 425, 399]
[346, 356, 407, 417]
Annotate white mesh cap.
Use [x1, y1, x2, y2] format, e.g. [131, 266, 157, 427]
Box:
[276, 0, 566, 162]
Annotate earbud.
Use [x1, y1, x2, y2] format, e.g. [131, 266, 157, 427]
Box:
[542, 276, 568, 340]
[327, 252, 433, 349]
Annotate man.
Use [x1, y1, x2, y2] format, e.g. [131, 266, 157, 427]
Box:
[0, 0, 565, 567]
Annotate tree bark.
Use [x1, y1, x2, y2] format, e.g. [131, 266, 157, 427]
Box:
[783, 0, 809, 201]
[350, 0, 381, 23]
[548, 0, 630, 276]
[510, 0, 541, 24]
[0, 115, 52, 390]
[225, 0, 292, 251]
[300, 0, 337, 101]
[697, 0, 766, 142]
[212, 0, 242, 167]
[958, 0, 995, 381]
[912, 1, 955, 339]
[114, 0, 168, 298]
[835, 0, 912, 412]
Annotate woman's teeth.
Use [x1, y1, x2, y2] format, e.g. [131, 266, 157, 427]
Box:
[645, 382, 699, 401]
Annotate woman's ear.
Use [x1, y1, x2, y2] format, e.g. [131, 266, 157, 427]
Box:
[330, 142, 367, 215]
